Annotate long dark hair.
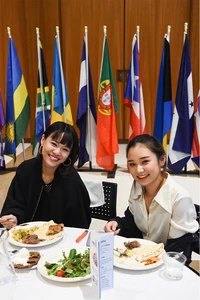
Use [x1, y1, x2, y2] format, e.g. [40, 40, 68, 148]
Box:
[126, 134, 167, 171]
[41, 121, 79, 175]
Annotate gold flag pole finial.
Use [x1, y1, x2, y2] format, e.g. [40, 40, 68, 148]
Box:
[136, 25, 140, 33]
[7, 27, 11, 38]
[85, 26, 88, 33]
[36, 27, 39, 35]
[56, 26, 59, 34]
[184, 22, 188, 34]
[103, 25, 107, 36]
[167, 25, 171, 34]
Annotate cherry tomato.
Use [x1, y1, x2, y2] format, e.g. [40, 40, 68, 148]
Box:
[56, 270, 65, 277]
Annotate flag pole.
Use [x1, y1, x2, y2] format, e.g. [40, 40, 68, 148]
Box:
[167, 25, 171, 42]
[85, 26, 92, 170]
[7, 27, 27, 161]
[183, 22, 188, 173]
[56, 26, 66, 122]
[98, 26, 106, 101]
[184, 22, 188, 43]
[36, 27, 46, 132]
[136, 25, 140, 50]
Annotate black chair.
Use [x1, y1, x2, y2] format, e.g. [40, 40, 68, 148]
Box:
[187, 204, 200, 276]
[90, 181, 117, 221]
[193, 204, 200, 254]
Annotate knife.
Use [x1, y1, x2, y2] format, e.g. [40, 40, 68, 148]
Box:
[75, 230, 88, 243]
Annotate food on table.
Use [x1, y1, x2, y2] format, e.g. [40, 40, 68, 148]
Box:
[132, 243, 164, 262]
[21, 234, 44, 244]
[124, 240, 141, 249]
[11, 220, 64, 244]
[33, 221, 64, 241]
[44, 248, 90, 278]
[46, 224, 64, 236]
[144, 256, 160, 265]
[11, 247, 41, 269]
[12, 226, 39, 242]
[114, 240, 164, 266]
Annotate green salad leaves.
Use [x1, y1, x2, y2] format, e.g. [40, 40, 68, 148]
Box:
[44, 248, 90, 278]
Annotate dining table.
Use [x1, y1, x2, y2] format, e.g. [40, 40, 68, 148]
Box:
[4, 226, 200, 300]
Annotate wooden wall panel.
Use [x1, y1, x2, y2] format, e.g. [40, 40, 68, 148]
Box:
[60, 0, 124, 138]
[125, 0, 199, 137]
[23, 0, 60, 138]
[0, 0, 30, 137]
[0, 0, 60, 142]
[0, 0, 198, 143]
[189, 0, 199, 102]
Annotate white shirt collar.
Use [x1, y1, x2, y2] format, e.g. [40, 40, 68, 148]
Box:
[130, 173, 173, 213]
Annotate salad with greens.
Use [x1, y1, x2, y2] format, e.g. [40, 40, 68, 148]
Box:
[44, 248, 90, 278]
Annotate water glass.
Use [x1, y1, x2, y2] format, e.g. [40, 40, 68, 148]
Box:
[162, 251, 187, 280]
[0, 230, 16, 299]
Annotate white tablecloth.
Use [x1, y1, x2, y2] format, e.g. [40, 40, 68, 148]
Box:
[5, 227, 200, 300]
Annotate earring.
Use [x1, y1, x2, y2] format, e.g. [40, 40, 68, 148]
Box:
[160, 167, 164, 172]
[63, 157, 71, 167]
[38, 145, 43, 154]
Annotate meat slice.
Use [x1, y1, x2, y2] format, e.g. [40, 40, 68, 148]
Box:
[21, 234, 43, 244]
[14, 251, 41, 269]
[46, 223, 64, 235]
[124, 240, 141, 249]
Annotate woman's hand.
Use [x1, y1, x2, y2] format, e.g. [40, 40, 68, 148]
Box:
[0, 215, 17, 229]
[104, 221, 120, 235]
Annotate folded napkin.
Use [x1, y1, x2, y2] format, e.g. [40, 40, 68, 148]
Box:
[83, 180, 105, 207]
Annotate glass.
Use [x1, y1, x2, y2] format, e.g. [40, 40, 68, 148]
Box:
[0, 229, 16, 299]
[162, 251, 187, 280]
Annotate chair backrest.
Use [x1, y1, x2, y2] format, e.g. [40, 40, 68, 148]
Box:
[193, 204, 200, 254]
[90, 181, 117, 221]
[195, 204, 200, 226]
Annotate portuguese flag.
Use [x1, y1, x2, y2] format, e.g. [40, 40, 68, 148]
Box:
[96, 35, 119, 171]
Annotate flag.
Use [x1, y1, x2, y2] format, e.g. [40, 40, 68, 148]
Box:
[51, 35, 73, 125]
[153, 34, 172, 152]
[32, 34, 51, 156]
[191, 90, 200, 169]
[124, 34, 146, 141]
[0, 91, 5, 131]
[76, 33, 97, 168]
[168, 34, 194, 173]
[0, 90, 6, 168]
[4, 36, 30, 161]
[96, 35, 119, 171]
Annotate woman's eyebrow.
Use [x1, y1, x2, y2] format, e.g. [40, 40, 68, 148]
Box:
[127, 155, 150, 162]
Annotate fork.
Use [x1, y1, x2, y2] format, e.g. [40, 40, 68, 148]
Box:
[8, 249, 19, 255]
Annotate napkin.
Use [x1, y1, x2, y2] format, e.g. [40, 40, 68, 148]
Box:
[83, 180, 105, 207]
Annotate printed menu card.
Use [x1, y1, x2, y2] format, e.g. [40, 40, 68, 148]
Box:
[90, 231, 114, 299]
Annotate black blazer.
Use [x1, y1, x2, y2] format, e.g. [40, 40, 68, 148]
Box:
[1, 156, 91, 229]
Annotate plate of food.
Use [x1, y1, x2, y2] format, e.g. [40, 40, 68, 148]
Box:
[10, 248, 41, 270]
[114, 236, 165, 270]
[8, 220, 64, 248]
[37, 247, 91, 282]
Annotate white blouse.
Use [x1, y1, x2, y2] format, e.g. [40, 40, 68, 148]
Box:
[128, 173, 198, 245]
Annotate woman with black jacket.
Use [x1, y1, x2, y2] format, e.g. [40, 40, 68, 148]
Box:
[0, 122, 91, 229]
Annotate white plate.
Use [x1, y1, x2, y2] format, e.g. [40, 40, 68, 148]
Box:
[8, 221, 63, 248]
[37, 249, 91, 283]
[10, 249, 41, 270]
[114, 236, 165, 270]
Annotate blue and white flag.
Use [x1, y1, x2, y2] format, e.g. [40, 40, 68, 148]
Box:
[168, 34, 194, 173]
[76, 32, 97, 168]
